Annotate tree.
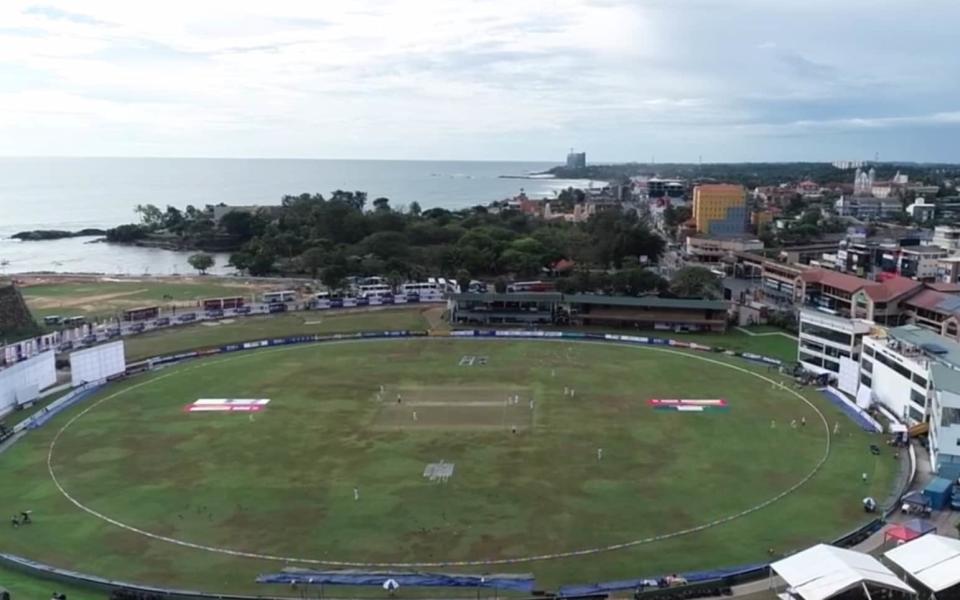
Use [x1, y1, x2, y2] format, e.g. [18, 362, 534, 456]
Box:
[298, 247, 326, 279]
[669, 266, 722, 299]
[321, 264, 348, 291]
[187, 252, 215, 275]
[612, 268, 668, 296]
[134, 204, 164, 229]
[663, 204, 692, 230]
[493, 277, 508, 293]
[373, 197, 391, 212]
[455, 269, 472, 293]
[105, 224, 148, 243]
[220, 211, 265, 241]
[409, 201, 422, 217]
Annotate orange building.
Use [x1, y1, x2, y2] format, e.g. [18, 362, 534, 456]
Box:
[693, 184, 747, 237]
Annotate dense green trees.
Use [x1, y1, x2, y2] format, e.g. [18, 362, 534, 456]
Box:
[669, 266, 722, 299]
[111, 192, 667, 285]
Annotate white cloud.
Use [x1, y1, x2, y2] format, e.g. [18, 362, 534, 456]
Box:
[0, 0, 959, 161]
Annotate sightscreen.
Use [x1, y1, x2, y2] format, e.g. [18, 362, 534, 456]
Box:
[70, 341, 126, 387]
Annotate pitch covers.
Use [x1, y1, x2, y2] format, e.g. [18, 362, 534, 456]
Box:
[186, 399, 271, 413]
[648, 398, 728, 412]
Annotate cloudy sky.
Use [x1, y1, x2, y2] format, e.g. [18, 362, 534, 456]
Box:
[1, 0, 958, 162]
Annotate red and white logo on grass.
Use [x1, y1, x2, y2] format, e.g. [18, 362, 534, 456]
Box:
[186, 399, 271, 413]
[648, 399, 728, 412]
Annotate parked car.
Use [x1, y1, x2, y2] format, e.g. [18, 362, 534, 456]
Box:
[206, 309, 224, 319]
[235, 306, 252, 314]
[178, 313, 197, 323]
[154, 317, 171, 326]
[129, 323, 145, 333]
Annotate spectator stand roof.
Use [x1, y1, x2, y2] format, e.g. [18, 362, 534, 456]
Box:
[885, 535, 960, 594]
[770, 544, 915, 600]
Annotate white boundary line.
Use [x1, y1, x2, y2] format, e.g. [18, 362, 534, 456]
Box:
[46, 337, 831, 568]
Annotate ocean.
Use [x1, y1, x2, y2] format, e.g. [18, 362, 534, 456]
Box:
[0, 158, 599, 275]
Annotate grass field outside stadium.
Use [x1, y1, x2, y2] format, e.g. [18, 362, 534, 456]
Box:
[0, 335, 897, 597]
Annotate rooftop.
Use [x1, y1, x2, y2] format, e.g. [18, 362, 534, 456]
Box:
[902, 289, 960, 315]
[450, 292, 728, 311]
[564, 294, 728, 311]
[889, 325, 960, 370]
[864, 276, 923, 302]
[800, 269, 924, 302]
[931, 364, 960, 395]
[450, 292, 563, 303]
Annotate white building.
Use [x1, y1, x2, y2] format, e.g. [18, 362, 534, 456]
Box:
[860, 330, 930, 424]
[906, 197, 936, 222]
[859, 325, 960, 477]
[798, 309, 872, 379]
[932, 225, 960, 253]
[930, 365, 960, 479]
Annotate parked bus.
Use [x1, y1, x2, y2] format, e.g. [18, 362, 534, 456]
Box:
[203, 296, 244, 311]
[400, 282, 441, 295]
[123, 306, 160, 322]
[358, 284, 393, 300]
[262, 290, 296, 304]
[507, 281, 555, 293]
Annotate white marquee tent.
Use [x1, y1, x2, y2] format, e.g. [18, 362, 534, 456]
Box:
[885, 534, 960, 595]
[771, 544, 916, 600]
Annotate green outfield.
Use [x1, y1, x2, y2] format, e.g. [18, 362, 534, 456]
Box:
[0, 337, 896, 596]
[122, 307, 438, 360]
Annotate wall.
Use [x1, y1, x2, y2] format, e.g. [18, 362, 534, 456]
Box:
[0, 350, 56, 414]
[862, 341, 927, 423]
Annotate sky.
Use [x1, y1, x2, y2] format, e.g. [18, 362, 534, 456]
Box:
[1, 0, 959, 163]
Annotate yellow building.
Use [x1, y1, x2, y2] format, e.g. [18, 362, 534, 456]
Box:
[693, 184, 747, 236]
[751, 209, 773, 232]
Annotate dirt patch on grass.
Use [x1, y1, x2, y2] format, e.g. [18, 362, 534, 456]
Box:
[29, 288, 149, 309]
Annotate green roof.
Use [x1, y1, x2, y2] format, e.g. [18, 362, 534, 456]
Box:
[449, 292, 563, 303]
[563, 294, 728, 311]
[931, 364, 960, 394]
[450, 292, 727, 311]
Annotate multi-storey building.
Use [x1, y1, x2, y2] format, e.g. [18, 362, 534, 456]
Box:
[692, 184, 747, 237]
[936, 256, 960, 284]
[859, 325, 960, 478]
[685, 236, 763, 265]
[798, 309, 872, 377]
[929, 365, 960, 479]
[932, 225, 960, 253]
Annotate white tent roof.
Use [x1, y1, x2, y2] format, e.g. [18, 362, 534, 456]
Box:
[885, 534, 960, 592]
[771, 544, 915, 600]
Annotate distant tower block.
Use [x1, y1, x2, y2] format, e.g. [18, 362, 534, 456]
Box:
[566, 150, 586, 169]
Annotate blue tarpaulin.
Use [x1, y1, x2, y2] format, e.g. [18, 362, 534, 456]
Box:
[256, 571, 535, 592]
[557, 563, 766, 597]
[818, 388, 880, 432]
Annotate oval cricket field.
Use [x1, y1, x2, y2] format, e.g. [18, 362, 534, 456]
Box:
[0, 338, 896, 594]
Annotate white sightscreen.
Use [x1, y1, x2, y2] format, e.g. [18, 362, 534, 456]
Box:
[0, 350, 56, 414]
[70, 341, 126, 387]
[838, 357, 860, 397]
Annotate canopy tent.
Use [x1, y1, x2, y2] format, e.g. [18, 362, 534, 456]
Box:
[884, 519, 936, 544]
[885, 535, 960, 594]
[771, 544, 916, 600]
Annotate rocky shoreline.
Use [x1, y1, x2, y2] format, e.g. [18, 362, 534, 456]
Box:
[11, 228, 106, 241]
